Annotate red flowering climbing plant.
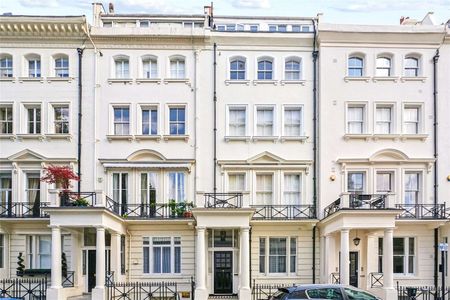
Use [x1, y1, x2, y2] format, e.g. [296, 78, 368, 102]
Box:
[40, 165, 79, 191]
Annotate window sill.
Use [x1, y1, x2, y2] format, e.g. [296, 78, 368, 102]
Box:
[107, 78, 133, 84]
[253, 80, 278, 85]
[372, 76, 399, 82]
[280, 80, 306, 86]
[134, 135, 162, 142]
[0, 134, 16, 140]
[344, 76, 370, 83]
[163, 135, 189, 142]
[18, 77, 44, 83]
[106, 135, 134, 142]
[0, 77, 16, 82]
[46, 77, 74, 83]
[401, 76, 427, 83]
[136, 78, 162, 84]
[280, 136, 308, 143]
[400, 134, 428, 141]
[163, 78, 190, 85]
[372, 134, 400, 141]
[343, 134, 372, 141]
[225, 80, 251, 86]
[45, 134, 72, 141]
[252, 136, 278, 142]
[16, 134, 45, 141]
[224, 136, 251, 142]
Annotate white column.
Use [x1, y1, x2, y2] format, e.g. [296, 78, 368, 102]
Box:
[110, 232, 121, 281]
[239, 227, 251, 299]
[365, 234, 377, 291]
[195, 226, 208, 300]
[50, 226, 62, 288]
[326, 234, 336, 283]
[71, 232, 83, 287]
[340, 229, 350, 285]
[382, 228, 397, 299]
[92, 227, 106, 300]
[447, 230, 450, 287]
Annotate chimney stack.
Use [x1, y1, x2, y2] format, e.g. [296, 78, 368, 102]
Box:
[109, 2, 115, 14]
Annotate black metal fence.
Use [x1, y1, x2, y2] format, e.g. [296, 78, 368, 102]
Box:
[251, 280, 293, 300]
[396, 204, 446, 219]
[0, 277, 47, 299]
[397, 285, 450, 300]
[0, 202, 49, 218]
[369, 272, 383, 288]
[204, 193, 243, 208]
[252, 205, 315, 219]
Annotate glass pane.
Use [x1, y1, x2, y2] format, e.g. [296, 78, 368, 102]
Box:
[213, 230, 233, 247]
[393, 238, 404, 255]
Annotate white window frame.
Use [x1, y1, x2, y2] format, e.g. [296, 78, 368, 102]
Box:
[254, 105, 276, 137]
[227, 172, 246, 192]
[140, 172, 159, 205]
[282, 173, 302, 205]
[402, 103, 423, 134]
[26, 235, 51, 269]
[49, 103, 70, 134]
[256, 57, 274, 80]
[25, 104, 42, 134]
[25, 54, 41, 78]
[167, 172, 186, 203]
[403, 171, 422, 205]
[375, 56, 392, 77]
[255, 173, 274, 205]
[347, 54, 365, 77]
[142, 236, 181, 275]
[229, 56, 247, 80]
[404, 55, 420, 77]
[346, 102, 367, 134]
[53, 55, 69, 78]
[169, 56, 186, 79]
[0, 54, 13, 78]
[282, 105, 303, 137]
[375, 170, 395, 193]
[138, 105, 158, 135]
[112, 172, 128, 206]
[374, 103, 395, 134]
[113, 55, 130, 79]
[167, 105, 187, 136]
[141, 55, 158, 79]
[112, 105, 131, 135]
[284, 57, 302, 81]
[346, 170, 367, 194]
[259, 236, 297, 275]
[226, 105, 248, 137]
[392, 237, 416, 275]
[0, 104, 13, 134]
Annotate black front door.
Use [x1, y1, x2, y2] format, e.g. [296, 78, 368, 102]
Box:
[87, 250, 96, 292]
[214, 251, 233, 294]
[349, 251, 358, 287]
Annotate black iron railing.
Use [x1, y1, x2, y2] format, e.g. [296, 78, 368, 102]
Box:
[331, 272, 340, 284]
[370, 272, 383, 288]
[251, 280, 293, 300]
[324, 198, 341, 218]
[105, 271, 115, 287]
[397, 284, 450, 300]
[396, 204, 446, 219]
[349, 194, 386, 209]
[204, 193, 242, 208]
[105, 196, 120, 215]
[120, 203, 194, 219]
[0, 277, 47, 299]
[62, 271, 75, 288]
[252, 205, 315, 219]
[106, 281, 179, 300]
[0, 202, 50, 218]
[61, 192, 97, 207]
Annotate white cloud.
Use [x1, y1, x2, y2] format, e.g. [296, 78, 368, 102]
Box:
[18, 0, 59, 8]
[231, 0, 270, 9]
[329, 0, 450, 12]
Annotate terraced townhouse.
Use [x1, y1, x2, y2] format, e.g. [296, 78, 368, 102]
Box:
[0, 3, 449, 300]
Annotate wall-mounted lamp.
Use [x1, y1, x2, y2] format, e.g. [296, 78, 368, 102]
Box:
[447, 175, 450, 182]
[353, 230, 361, 246]
[330, 174, 336, 181]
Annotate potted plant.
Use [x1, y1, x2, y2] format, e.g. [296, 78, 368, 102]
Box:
[17, 252, 25, 277]
[183, 202, 194, 218]
[168, 199, 177, 217]
[41, 165, 79, 206]
[61, 252, 68, 278]
[71, 196, 90, 207]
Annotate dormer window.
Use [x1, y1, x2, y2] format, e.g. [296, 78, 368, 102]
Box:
[54, 55, 69, 77]
[376, 57, 392, 76]
[257, 59, 273, 80]
[230, 58, 246, 80]
[348, 56, 364, 77]
[0, 55, 13, 78]
[115, 57, 129, 78]
[404, 57, 419, 77]
[170, 57, 185, 79]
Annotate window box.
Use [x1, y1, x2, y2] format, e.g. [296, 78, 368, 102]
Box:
[134, 135, 162, 142]
[253, 80, 277, 85]
[18, 77, 44, 83]
[136, 78, 162, 84]
[225, 79, 250, 86]
[106, 135, 133, 142]
[400, 77, 427, 83]
[343, 134, 372, 141]
[16, 134, 45, 141]
[252, 136, 278, 142]
[372, 76, 399, 82]
[280, 80, 306, 86]
[46, 77, 74, 83]
[344, 76, 370, 82]
[108, 78, 133, 84]
[45, 134, 72, 141]
[224, 136, 251, 142]
[163, 135, 189, 142]
[280, 136, 308, 143]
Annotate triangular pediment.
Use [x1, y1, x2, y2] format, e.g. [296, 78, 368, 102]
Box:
[8, 149, 46, 161]
[247, 151, 285, 164]
[369, 149, 409, 162]
[127, 149, 166, 162]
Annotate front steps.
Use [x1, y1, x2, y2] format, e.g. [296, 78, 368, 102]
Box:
[208, 295, 239, 299]
[67, 294, 92, 300]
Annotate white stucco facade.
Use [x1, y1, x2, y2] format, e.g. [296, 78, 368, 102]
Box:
[0, 5, 449, 300]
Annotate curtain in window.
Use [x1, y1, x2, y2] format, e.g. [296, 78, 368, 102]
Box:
[285, 60, 300, 80]
[404, 108, 418, 134]
[174, 237, 181, 273]
[115, 60, 129, 78]
[256, 109, 273, 136]
[404, 173, 419, 204]
[0, 174, 12, 208]
[153, 247, 161, 273]
[347, 107, 363, 134]
[376, 107, 391, 133]
[143, 59, 157, 78]
[229, 109, 246, 136]
[290, 237, 297, 273]
[347, 173, 364, 193]
[284, 109, 301, 136]
[376, 173, 392, 193]
[229, 174, 245, 191]
[169, 173, 185, 202]
[170, 60, 185, 78]
[39, 236, 51, 269]
[283, 174, 300, 205]
[256, 175, 272, 205]
[27, 175, 40, 204]
[269, 238, 286, 273]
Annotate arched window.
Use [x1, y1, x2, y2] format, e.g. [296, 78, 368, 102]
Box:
[404, 57, 419, 77]
[376, 57, 391, 76]
[348, 56, 364, 77]
[142, 56, 157, 79]
[257, 59, 273, 80]
[54, 55, 69, 77]
[26, 54, 41, 78]
[170, 56, 185, 79]
[0, 54, 13, 78]
[285, 58, 301, 80]
[230, 58, 246, 80]
[114, 56, 130, 78]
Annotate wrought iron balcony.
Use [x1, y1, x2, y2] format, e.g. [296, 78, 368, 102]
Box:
[395, 203, 446, 219]
[252, 205, 315, 220]
[204, 193, 242, 208]
[60, 192, 97, 207]
[120, 202, 193, 219]
[0, 202, 50, 218]
[323, 194, 389, 218]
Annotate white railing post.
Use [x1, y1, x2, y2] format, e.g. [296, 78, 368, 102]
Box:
[385, 193, 395, 209]
[48, 189, 60, 207]
[95, 190, 105, 207]
[341, 193, 350, 208]
[241, 192, 250, 208]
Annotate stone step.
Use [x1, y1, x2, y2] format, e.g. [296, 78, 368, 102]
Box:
[67, 294, 91, 300]
[208, 295, 239, 300]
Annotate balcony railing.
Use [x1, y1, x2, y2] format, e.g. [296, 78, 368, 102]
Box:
[61, 192, 97, 207]
[252, 205, 315, 220]
[396, 204, 446, 219]
[370, 272, 383, 288]
[0, 202, 50, 218]
[204, 193, 242, 208]
[120, 203, 193, 219]
[331, 272, 340, 284]
[323, 194, 389, 218]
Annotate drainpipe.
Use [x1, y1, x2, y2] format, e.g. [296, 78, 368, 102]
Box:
[249, 226, 252, 286]
[311, 18, 319, 284]
[213, 43, 217, 193]
[433, 49, 440, 293]
[76, 47, 84, 194]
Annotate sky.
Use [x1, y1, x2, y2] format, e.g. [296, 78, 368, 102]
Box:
[0, 0, 449, 25]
